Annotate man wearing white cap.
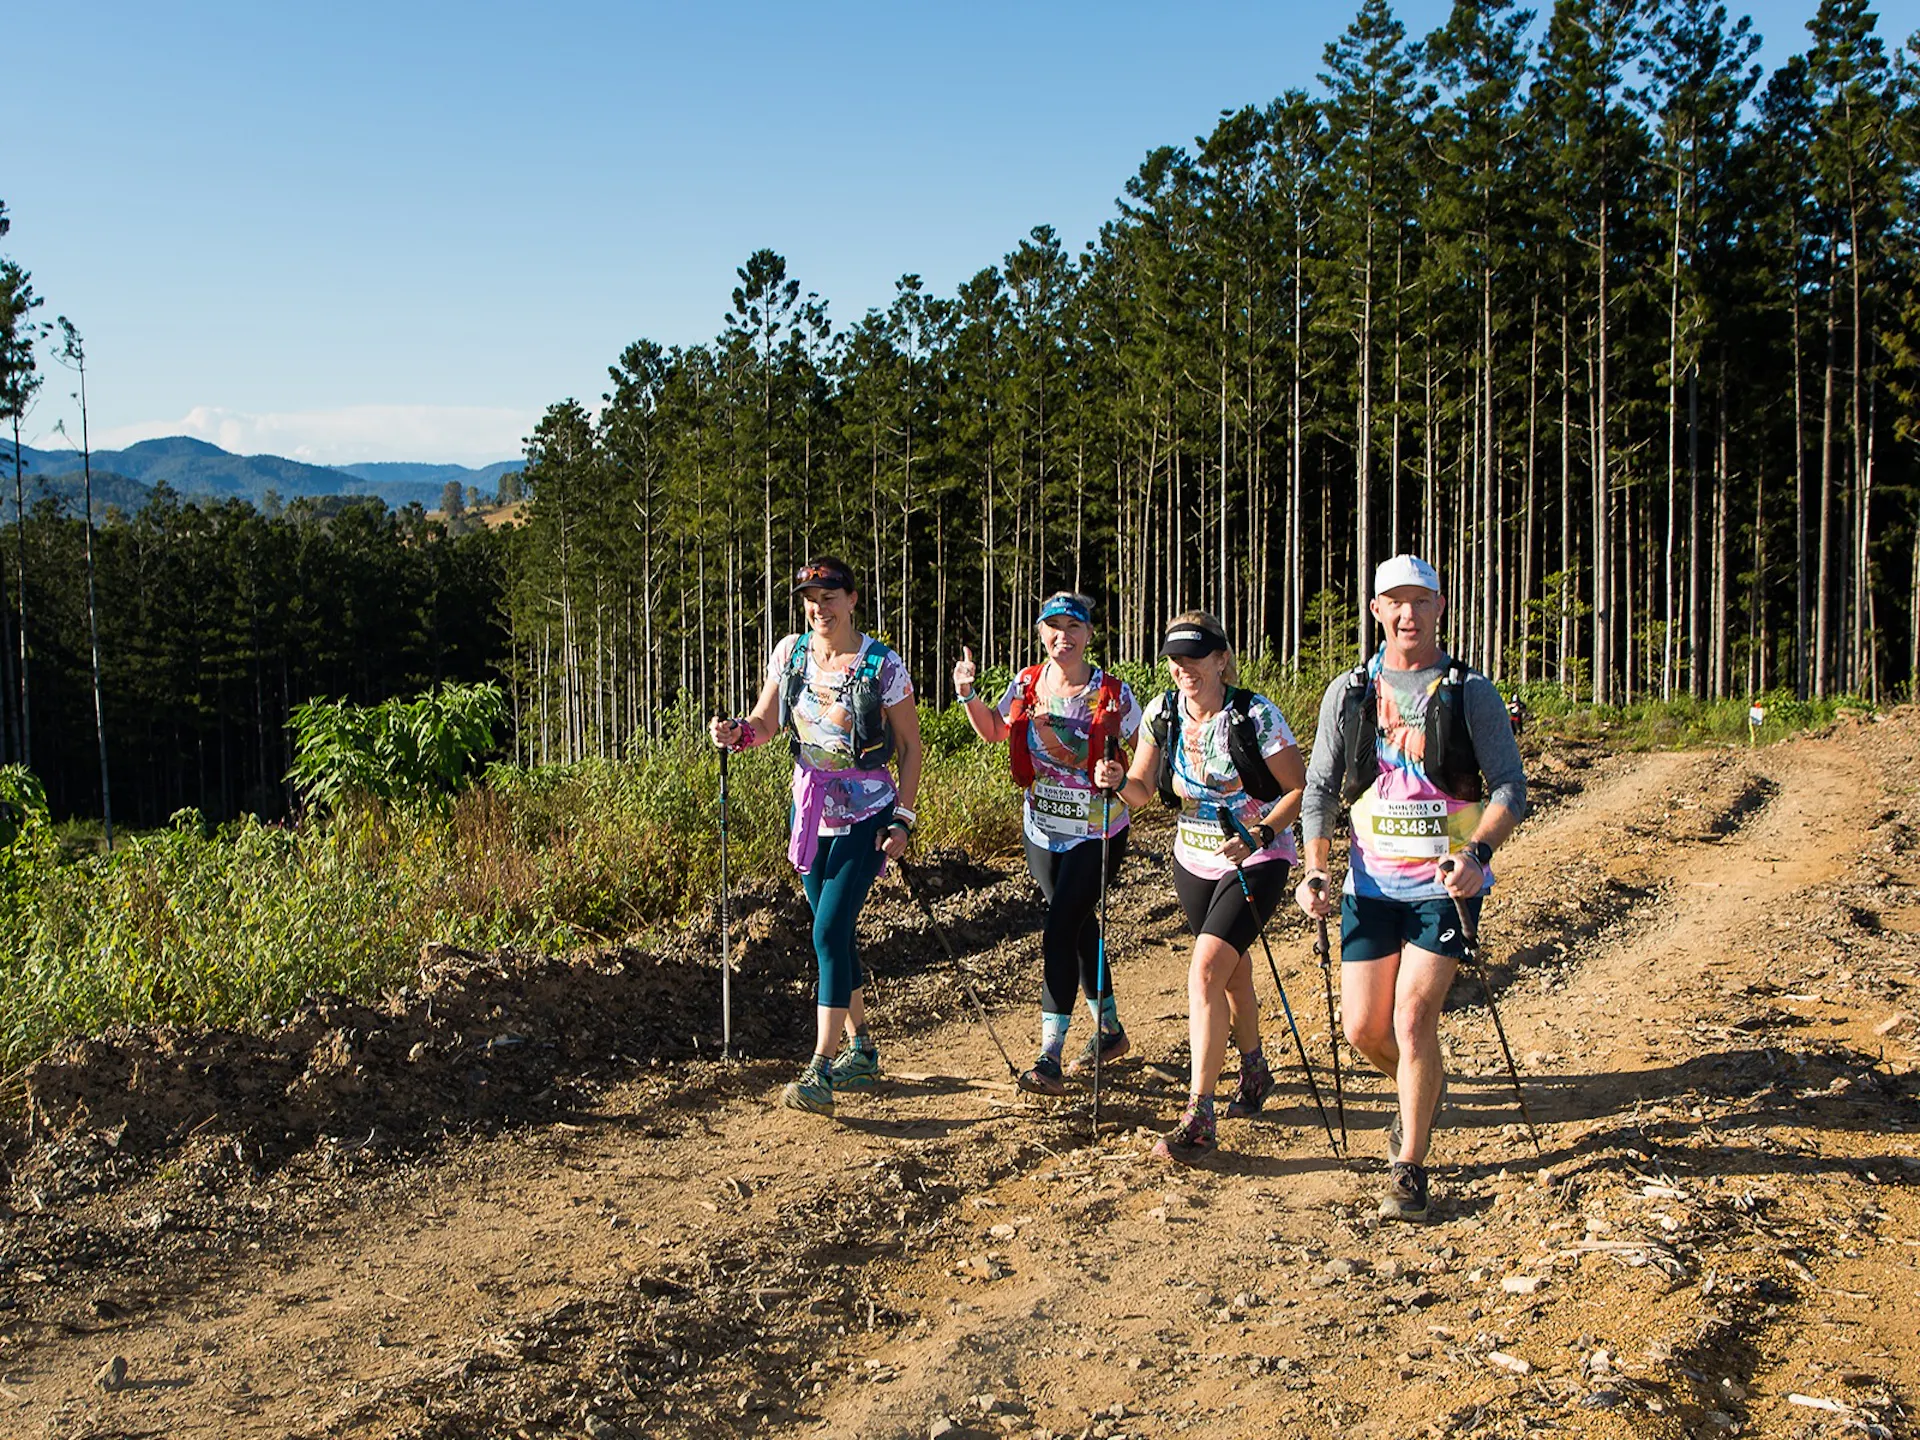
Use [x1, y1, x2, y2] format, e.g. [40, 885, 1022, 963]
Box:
[1296, 554, 1527, 1221]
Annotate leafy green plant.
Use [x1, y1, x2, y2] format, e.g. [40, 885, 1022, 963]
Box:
[289, 682, 504, 813]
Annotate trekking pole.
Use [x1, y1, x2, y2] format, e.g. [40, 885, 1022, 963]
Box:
[1217, 807, 1343, 1160]
[1092, 734, 1119, 1144]
[1437, 857, 1542, 1157]
[895, 856, 1021, 1081]
[716, 725, 734, 1060]
[1307, 874, 1348, 1156]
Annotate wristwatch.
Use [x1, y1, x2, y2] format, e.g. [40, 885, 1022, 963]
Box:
[1465, 840, 1494, 867]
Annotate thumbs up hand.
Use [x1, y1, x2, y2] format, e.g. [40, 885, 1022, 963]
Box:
[953, 645, 977, 700]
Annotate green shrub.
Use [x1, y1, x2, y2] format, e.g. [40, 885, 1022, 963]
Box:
[289, 681, 504, 812]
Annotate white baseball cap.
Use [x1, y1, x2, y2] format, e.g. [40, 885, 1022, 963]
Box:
[1373, 554, 1441, 595]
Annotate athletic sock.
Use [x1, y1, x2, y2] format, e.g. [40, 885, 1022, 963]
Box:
[849, 1034, 876, 1054]
[1040, 1011, 1072, 1062]
[1087, 994, 1120, 1036]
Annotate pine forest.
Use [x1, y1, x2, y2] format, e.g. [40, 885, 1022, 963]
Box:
[4, 0, 1919, 821]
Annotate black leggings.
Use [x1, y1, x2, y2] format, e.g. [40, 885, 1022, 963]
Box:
[1171, 854, 1289, 955]
[1024, 830, 1130, 1015]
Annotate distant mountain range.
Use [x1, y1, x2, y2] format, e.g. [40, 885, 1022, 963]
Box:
[0, 437, 523, 519]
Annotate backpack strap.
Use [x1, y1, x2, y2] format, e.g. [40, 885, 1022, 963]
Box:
[1007, 664, 1044, 789]
[1225, 687, 1284, 803]
[1151, 689, 1180, 809]
[777, 635, 811, 742]
[849, 641, 895, 770]
[1338, 664, 1376, 806]
[1427, 659, 1483, 803]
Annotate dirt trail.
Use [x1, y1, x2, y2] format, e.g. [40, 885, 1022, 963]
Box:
[3, 718, 1917, 1440]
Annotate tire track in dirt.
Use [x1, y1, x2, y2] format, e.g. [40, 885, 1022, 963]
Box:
[5, 722, 1916, 1440]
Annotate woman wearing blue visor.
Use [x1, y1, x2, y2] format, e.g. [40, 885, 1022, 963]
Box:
[954, 592, 1143, 1095]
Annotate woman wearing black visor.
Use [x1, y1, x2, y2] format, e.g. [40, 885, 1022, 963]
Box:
[1096, 611, 1306, 1161]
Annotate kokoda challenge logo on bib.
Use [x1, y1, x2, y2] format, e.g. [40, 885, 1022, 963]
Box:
[1352, 793, 1452, 859]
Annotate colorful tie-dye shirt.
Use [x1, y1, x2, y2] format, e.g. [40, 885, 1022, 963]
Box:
[1142, 689, 1302, 880]
[992, 667, 1143, 852]
[769, 633, 913, 832]
[1301, 652, 1527, 903]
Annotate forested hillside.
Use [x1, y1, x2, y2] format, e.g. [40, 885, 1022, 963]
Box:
[3, 0, 1918, 819]
[0, 488, 503, 823]
[502, 0, 1918, 764]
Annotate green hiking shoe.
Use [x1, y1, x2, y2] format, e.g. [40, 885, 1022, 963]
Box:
[1017, 1054, 1067, 1097]
[780, 1059, 834, 1116]
[829, 1039, 881, 1092]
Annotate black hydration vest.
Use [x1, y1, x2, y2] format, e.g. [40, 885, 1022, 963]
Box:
[779, 639, 894, 770]
[1338, 659, 1483, 805]
[1148, 686, 1284, 809]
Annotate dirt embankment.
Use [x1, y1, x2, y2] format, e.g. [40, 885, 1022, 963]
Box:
[1, 718, 1915, 1440]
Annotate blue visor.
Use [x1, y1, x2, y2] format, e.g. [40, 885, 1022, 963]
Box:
[1038, 594, 1091, 626]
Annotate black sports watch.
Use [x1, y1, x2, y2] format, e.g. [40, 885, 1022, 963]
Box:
[1465, 840, 1494, 867]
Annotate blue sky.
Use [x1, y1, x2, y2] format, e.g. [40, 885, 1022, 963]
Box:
[4, 0, 1855, 466]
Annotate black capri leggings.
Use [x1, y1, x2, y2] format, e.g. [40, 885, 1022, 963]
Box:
[1171, 853, 1290, 955]
[1024, 829, 1130, 1015]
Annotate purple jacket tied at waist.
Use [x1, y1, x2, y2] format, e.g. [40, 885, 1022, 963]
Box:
[789, 760, 894, 873]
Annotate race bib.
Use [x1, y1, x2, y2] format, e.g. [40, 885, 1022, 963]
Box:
[1176, 814, 1230, 855]
[1356, 795, 1450, 859]
[1031, 781, 1095, 839]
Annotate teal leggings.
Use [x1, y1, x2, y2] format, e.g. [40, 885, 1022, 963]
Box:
[800, 808, 891, 1008]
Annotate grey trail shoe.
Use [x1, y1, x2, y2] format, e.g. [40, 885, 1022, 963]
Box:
[1378, 1161, 1430, 1222]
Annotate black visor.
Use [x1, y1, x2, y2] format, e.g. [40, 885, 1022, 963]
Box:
[1161, 625, 1227, 658]
[792, 560, 855, 593]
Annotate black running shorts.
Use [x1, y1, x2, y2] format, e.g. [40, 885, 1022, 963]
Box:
[1171, 854, 1289, 954]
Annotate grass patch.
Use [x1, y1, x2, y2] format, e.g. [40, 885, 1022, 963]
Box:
[0, 675, 1864, 1081]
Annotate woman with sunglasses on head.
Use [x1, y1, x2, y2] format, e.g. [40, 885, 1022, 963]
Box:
[953, 593, 1143, 1096]
[709, 557, 923, 1117]
[1096, 611, 1306, 1161]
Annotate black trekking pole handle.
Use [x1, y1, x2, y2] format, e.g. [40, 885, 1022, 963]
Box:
[896, 855, 1021, 1081]
[1218, 808, 1343, 1160]
[1437, 856, 1542, 1157]
[1306, 874, 1347, 1156]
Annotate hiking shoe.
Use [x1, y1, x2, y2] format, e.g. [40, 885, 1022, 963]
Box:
[1065, 1025, 1130, 1077]
[780, 1061, 834, 1116]
[1224, 1051, 1275, 1118]
[1018, 1054, 1067, 1097]
[1387, 1074, 1448, 1162]
[1378, 1161, 1430, 1222]
[1151, 1098, 1218, 1163]
[829, 1040, 881, 1092]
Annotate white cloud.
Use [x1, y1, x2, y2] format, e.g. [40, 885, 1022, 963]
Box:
[93, 405, 541, 468]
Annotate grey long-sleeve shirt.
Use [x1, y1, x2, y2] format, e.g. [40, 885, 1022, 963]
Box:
[1302, 656, 1526, 898]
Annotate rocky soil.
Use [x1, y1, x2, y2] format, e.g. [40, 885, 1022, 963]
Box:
[1, 714, 1915, 1440]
